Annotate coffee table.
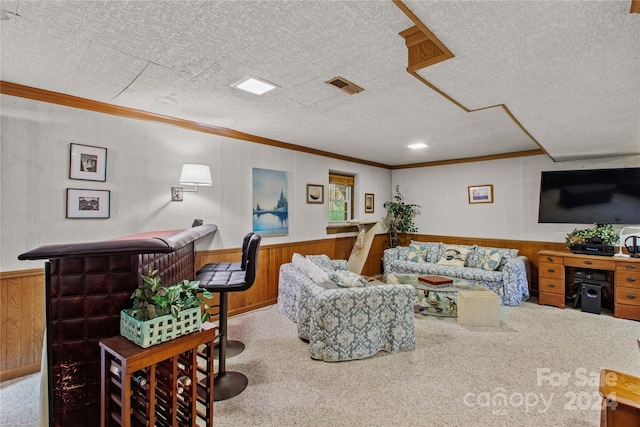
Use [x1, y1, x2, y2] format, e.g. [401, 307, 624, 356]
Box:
[387, 273, 483, 317]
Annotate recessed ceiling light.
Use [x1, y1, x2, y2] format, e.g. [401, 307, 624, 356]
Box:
[231, 77, 278, 95]
[408, 143, 429, 149]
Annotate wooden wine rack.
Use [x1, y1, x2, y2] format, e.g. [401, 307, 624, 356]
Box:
[99, 328, 217, 427]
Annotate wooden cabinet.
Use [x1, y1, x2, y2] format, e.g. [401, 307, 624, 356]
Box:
[537, 250, 640, 321]
[100, 328, 217, 427]
[538, 253, 566, 308]
[615, 262, 640, 321]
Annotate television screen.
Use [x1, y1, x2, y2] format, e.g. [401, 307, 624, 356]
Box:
[538, 167, 640, 224]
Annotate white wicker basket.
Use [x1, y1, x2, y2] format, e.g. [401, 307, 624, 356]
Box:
[120, 307, 201, 348]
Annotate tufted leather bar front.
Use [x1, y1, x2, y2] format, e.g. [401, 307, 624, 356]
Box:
[18, 224, 217, 427]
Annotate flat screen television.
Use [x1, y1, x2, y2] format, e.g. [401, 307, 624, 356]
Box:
[538, 167, 640, 224]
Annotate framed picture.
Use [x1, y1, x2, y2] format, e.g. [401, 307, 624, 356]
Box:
[468, 184, 493, 204]
[253, 168, 288, 236]
[66, 188, 110, 218]
[307, 184, 324, 204]
[364, 193, 375, 213]
[69, 143, 107, 181]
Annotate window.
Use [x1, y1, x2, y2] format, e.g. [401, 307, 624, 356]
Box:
[328, 173, 354, 223]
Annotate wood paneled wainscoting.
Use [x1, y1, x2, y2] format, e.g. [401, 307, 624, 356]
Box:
[1, 233, 564, 381]
[0, 269, 46, 381]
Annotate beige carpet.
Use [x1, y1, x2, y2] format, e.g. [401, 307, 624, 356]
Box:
[214, 300, 639, 427]
[1, 300, 639, 427]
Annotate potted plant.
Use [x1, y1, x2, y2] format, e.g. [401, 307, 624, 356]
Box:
[383, 185, 420, 247]
[565, 224, 619, 249]
[121, 269, 214, 348]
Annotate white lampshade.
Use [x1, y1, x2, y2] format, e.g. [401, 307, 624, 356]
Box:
[179, 164, 212, 186]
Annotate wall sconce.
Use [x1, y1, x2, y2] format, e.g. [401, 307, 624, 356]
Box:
[171, 164, 212, 201]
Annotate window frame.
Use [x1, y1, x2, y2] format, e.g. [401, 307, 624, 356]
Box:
[326, 173, 356, 233]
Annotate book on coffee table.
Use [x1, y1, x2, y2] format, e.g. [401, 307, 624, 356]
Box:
[418, 275, 453, 286]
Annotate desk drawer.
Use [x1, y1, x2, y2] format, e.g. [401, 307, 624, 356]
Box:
[615, 271, 640, 289]
[540, 254, 563, 264]
[539, 292, 565, 308]
[616, 286, 640, 307]
[539, 279, 564, 294]
[614, 303, 640, 321]
[539, 262, 564, 280]
[616, 262, 640, 272]
[564, 257, 615, 270]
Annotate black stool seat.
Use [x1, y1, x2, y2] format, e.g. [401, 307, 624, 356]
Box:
[196, 232, 254, 358]
[197, 233, 260, 401]
[197, 261, 242, 274]
[197, 270, 250, 290]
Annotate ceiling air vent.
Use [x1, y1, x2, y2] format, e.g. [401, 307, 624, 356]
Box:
[326, 76, 364, 95]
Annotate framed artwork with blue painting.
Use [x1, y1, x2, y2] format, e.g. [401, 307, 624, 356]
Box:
[253, 168, 288, 236]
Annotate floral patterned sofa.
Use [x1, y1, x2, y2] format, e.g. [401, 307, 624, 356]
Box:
[383, 241, 530, 306]
[278, 254, 415, 361]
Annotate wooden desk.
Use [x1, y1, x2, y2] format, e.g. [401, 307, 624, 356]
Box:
[599, 369, 640, 426]
[537, 250, 640, 321]
[100, 328, 217, 427]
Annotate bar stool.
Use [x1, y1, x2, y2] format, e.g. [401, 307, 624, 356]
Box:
[197, 231, 254, 274]
[197, 232, 254, 357]
[197, 233, 261, 401]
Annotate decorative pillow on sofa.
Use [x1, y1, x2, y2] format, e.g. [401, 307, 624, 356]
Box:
[332, 270, 368, 288]
[437, 245, 470, 267]
[478, 249, 502, 271]
[292, 253, 337, 289]
[408, 241, 428, 263]
[292, 252, 307, 269]
[424, 242, 445, 263]
[306, 254, 334, 271]
[469, 246, 519, 270]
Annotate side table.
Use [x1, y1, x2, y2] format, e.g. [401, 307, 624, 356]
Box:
[599, 369, 640, 426]
[99, 327, 217, 427]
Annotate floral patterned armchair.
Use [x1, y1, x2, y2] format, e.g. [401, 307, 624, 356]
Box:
[277, 255, 416, 362]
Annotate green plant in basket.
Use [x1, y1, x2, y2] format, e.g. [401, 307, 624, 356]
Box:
[130, 268, 214, 322]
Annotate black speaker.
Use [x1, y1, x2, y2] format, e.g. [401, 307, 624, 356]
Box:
[580, 283, 602, 315]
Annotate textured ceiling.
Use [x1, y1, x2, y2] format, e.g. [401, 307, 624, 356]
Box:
[1, 0, 638, 166]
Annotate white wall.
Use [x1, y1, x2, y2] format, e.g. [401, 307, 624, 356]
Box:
[0, 95, 392, 271]
[392, 154, 640, 244]
[5, 94, 638, 272]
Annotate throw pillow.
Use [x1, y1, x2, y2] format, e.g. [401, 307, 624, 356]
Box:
[424, 242, 445, 263]
[479, 249, 502, 271]
[306, 254, 334, 271]
[407, 241, 428, 263]
[334, 270, 368, 288]
[437, 245, 470, 267]
[291, 252, 306, 270]
[294, 254, 336, 288]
